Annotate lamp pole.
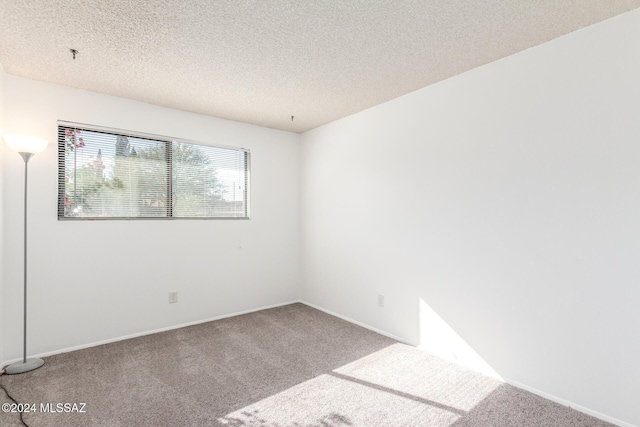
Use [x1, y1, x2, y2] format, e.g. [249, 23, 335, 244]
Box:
[4, 136, 47, 375]
[21, 153, 33, 366]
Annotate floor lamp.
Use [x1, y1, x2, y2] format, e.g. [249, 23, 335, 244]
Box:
[4, 135, 48, 375]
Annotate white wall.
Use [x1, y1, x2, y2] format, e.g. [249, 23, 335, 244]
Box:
[301, 9, 640, 427]
[1, 76, 300, 362]
[0, 63, 5, 365]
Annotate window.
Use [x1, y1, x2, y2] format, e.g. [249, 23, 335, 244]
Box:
[57, 122, 250, 219]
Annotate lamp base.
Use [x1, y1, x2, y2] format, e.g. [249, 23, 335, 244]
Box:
[5, 358, 44, 375]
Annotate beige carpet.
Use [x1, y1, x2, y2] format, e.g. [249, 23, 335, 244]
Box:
[0, 303, 613, 427]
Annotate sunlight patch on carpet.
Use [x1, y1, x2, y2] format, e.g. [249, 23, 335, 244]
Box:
[218, 343, 502, 426]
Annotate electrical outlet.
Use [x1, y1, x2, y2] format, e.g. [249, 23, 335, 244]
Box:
[169, 291, 178, 304]
[377, 294, 385, 307]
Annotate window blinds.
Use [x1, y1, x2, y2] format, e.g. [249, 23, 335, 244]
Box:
[58, 123, 249, 219]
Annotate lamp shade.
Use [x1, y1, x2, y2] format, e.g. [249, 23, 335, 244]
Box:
[4, 135, 49, 154]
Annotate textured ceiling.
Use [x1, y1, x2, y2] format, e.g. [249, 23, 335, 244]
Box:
[1, 1, 639, 133]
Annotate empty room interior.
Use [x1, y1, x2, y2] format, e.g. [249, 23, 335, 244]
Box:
[1, 1, 639, 426]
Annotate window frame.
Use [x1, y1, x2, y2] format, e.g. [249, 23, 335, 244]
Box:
[57, 120, 251, 220]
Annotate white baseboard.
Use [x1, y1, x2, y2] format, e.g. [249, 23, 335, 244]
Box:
[505, 378, 637, 427]
[299, 300, 409, 344]
[1, 300, 299, 371]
